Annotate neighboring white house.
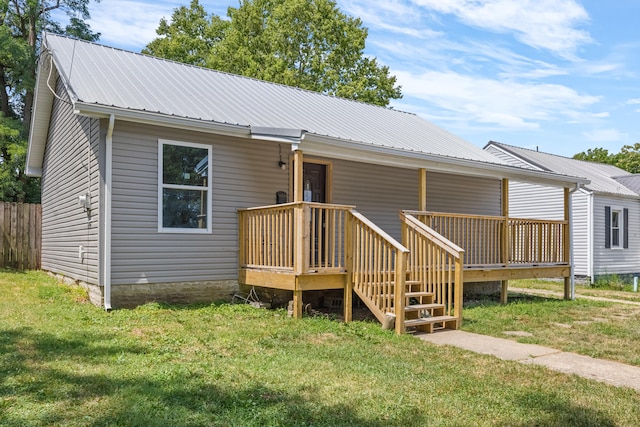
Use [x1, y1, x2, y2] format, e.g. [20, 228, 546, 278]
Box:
[485, 141, 640, 282]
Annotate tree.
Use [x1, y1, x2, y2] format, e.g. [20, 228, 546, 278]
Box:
[573, 147, 619, 165]
[143, 1, 226, 67]
[0, 0, 100, 202]
[144, 0, 401, 107]
[617, 143, 640, 174]
[573, 144, 640, 174]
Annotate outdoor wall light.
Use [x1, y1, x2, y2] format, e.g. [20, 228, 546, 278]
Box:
[278, 160, 287, 170]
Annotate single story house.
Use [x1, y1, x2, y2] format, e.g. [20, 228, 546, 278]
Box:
[27, 34, 587, 333]
[485, 141, 640, 282]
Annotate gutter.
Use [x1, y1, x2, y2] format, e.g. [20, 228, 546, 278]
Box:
[103, 114, 114, 311]
[301, 133, 590, 188]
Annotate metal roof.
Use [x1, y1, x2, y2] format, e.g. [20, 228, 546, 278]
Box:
[486, 141, 638, 197]
[27, 33, 588, 187]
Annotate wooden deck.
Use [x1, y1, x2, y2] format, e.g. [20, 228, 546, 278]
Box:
[238, 203, 571, 334]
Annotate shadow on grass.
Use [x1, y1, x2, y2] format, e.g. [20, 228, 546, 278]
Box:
[464, 292, 566, 309]
[0, 326, 420, 426]
[499, 391, 618, 427]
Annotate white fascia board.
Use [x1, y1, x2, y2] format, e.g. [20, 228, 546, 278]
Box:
[302, 133, 589, 188]
[26, 55, 57, 177]
[73, 102, 252, 139]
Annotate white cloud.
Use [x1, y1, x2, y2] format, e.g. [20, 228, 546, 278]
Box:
[581, 129, 626, 143]
[410, 0, 591, 59]
[627, 98, 640, 105]
[86, 1, 178, 51]
[393, 70, 600, 129]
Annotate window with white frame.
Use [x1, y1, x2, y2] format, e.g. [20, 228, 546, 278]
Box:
[605, 206, 628, 249]
[611, 209, 621, 247]
[158, 140, 212, 233]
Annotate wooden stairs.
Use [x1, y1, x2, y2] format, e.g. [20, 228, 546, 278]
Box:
[402, 280, 458, 333]
[374, 280, 459, 334]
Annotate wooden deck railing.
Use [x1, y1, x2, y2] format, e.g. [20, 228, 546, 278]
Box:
[404, 211, 568, 267]
[509, 218, 567, 264]
[400, 213, 464, 322]
[349, 210, 409, 333]
[238, 202, 353, 273]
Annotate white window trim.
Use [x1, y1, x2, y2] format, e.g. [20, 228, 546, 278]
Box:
[610, 205, 623, 250]
[158, 139, 212, 234]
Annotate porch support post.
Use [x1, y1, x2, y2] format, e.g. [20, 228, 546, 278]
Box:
[500, 178, 509, 305]
[418, 168, 427, 211]
[563, 187, 571, 300]
[293, 149, 304, 202]
[292, 149, 305, 318]
[344, 213, 353, 323]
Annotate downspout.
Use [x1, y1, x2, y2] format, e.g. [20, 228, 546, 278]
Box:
[103, 114, 114, 311]
[568, 182, 583, 300]
[587, 192, 594, 284]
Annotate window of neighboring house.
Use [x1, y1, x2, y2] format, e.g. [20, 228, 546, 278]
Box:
[158, 139, 212, 233]
[605, 206, 628, 249]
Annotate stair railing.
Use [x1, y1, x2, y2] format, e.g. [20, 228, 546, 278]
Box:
[348, 210, 410, 334]
[400, 212, 465, 325]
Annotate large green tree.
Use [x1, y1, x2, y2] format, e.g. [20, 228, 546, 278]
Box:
[573, 143, 640, 174]
[0, 0, 99, 202]
[144, 0, 401, 107]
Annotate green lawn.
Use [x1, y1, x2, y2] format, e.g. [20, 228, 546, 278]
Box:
[1, 271, 640, 426]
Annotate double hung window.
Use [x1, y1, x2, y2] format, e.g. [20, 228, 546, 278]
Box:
[158, 140, 212, 233]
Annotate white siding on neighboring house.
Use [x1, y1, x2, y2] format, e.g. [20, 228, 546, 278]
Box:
[110, 122, 290, 285]
[508, 181, 564, 220]
[41, 78, 100, 284]
[572, 191, 590, 277]
[592, 195, 640, 277]
[484, 145, 538, 170]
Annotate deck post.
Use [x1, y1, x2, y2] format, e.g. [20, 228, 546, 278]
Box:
[292, 149, 305, 317]
[418, 168, 427, 211]
[500, 178, 509, 305]
[293, 150, 304, 203]
[454, 256, 464, 327]
[344, 212, 353, 323]
[394, 250, 407, 334]
[563, 187, 571, 300]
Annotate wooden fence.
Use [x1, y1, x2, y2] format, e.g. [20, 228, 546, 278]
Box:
[0, 202, 42, 270]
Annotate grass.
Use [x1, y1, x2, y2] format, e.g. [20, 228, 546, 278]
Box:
[463, 279, 640, 366]
[1, 271, 640, 426]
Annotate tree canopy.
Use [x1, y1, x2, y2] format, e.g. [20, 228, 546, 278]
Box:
[0, 0, 100, 202]
[144, 0, 401, 107]
[573, 143, 640, 174]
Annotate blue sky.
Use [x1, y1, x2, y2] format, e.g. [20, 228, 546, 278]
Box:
[61, 0, 640, 157]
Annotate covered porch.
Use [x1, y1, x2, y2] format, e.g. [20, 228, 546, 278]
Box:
[238, 150, 574, 334]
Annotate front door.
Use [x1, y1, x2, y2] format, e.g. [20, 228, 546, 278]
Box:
[303, 162, 326, 203]
[303, 162, 327, 267]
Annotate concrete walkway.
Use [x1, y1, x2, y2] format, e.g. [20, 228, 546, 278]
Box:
[417, 330, 640, 392]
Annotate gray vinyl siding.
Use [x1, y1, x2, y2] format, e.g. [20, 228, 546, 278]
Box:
[110, 122, 289, 285]
[40, 78, 100, 284]
[426, 172, 501, 216]
[332, 160, 417, 240]
[592, 195, 640, 277]
[333, 164, 501, 240]
[572, 191, 590, 276]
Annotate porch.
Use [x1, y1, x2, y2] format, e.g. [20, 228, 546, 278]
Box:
[238, 201, 570, 334]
